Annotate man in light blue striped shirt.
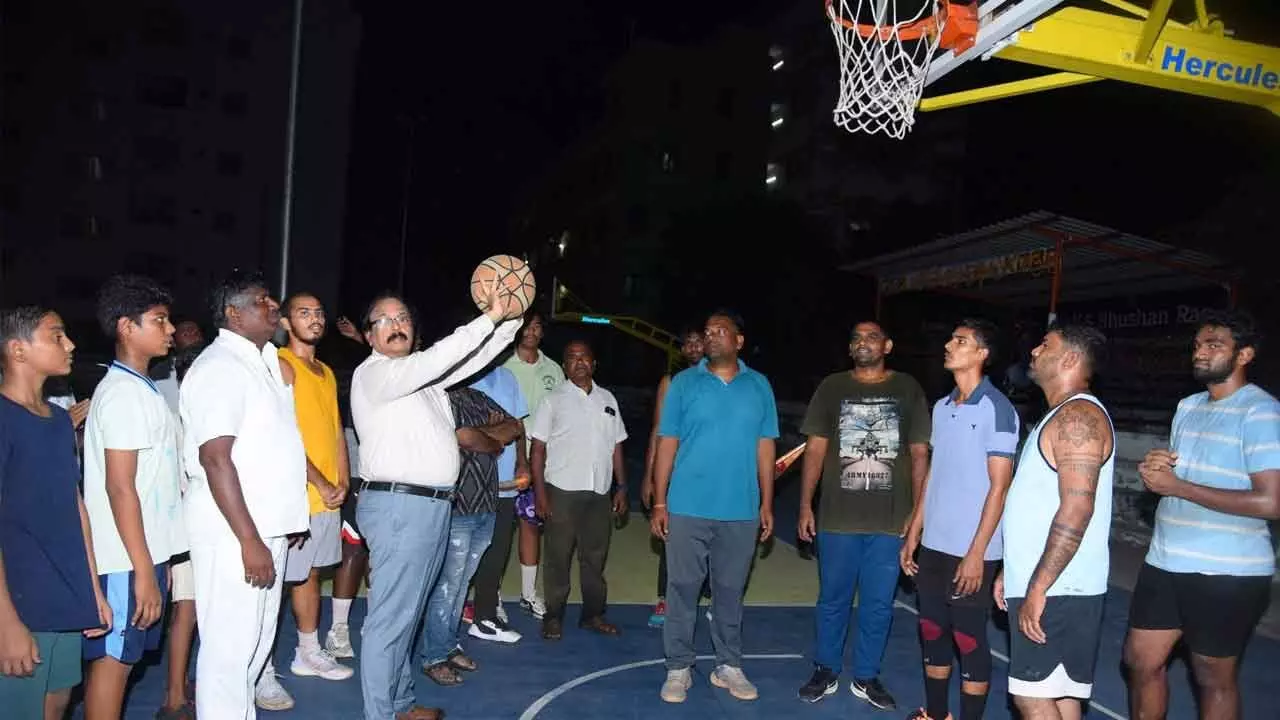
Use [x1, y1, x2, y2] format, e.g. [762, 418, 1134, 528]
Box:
[1126, 310, 1280, 720]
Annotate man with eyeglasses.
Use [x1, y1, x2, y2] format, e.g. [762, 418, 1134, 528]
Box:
[351, 284, 518, 720]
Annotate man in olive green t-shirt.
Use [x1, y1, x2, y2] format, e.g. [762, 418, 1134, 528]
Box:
[795, 321, 930, 711]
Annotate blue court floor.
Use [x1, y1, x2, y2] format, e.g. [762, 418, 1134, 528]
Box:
[77, 585, 1279, 720]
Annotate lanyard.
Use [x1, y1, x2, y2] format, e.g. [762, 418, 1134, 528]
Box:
[110, 361, 160, 395]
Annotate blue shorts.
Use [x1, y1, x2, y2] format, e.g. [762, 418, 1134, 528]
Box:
[83, 564, 167, 663]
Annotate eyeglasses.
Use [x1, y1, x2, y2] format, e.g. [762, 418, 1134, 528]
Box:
[369, 313, 412, 329]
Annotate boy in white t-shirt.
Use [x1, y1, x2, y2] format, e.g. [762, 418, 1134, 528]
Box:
[81, 275, 187, 720]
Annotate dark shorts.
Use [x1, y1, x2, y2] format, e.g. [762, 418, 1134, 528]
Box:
[0, 631, 82, 716]
[1006, 594, 1104, 699]
[1129, 562, 1272, 658]
[515, 487, 542, 527]
[83, 564, 167, 663]
[915, 546, 999, 609]
[340, 481, 367, 548]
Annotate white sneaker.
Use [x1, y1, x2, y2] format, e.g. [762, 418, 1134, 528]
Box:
[710, 665, 758, 701]
[255, 668, 295, 711]
[495, 601, 509, 624]
[291, 646, 354, 680]
[469, 618, 522, 644]
[519, 595, 546, 619]
[325, 623, 355, 659]
[661, 668, 693, 703]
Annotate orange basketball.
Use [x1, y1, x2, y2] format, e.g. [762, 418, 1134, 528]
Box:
[470, 254, 536, 320]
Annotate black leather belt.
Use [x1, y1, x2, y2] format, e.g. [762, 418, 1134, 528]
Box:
[360, 481, 453, 501]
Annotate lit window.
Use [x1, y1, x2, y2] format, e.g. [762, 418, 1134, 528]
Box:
[765, 162, 783, 188]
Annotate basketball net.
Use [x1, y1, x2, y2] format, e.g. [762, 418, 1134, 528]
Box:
[826, 0, 974, 139]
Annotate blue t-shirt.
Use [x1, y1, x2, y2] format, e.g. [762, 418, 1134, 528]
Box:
[1147, 384, 1280, 576]
[0, 395, 100, 632]
[921, 377, 1020, 561]
[659, 359, 780, 522]
[471, 366, 529, 496]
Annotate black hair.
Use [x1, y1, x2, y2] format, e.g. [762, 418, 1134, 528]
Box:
[707, 308, 746, 334]
[515, 306, 545, 345]
[96, 274, 173, 340]
[678, 324, 703, 341]
[210, 269, 269, 328]
[850, 319, 889, 340]
[0, 306, 53, 360]
[361, 292, 415, 333]
[282, 291, 321, 316]
[1049, 323, 1108, 376]
[957, 317, 1000, 368]
[563, 339, 594, 358]
[1197, 309, 1261, 355]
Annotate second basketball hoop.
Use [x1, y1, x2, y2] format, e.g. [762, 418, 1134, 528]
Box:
[826, 0, 977, 139]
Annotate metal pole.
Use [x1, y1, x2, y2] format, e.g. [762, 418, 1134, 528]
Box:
[1047, 235, 1065, 326]
[397, 121, 415, 295]
[279, 0, 303, 297]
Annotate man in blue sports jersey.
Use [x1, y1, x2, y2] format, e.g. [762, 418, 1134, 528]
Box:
[1125, 310, 1280, 720]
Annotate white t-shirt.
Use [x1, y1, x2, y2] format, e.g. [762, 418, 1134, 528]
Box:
[83, 363, 188, 575]
[180, 329, 308, 544]
[529, 381, 628, 494]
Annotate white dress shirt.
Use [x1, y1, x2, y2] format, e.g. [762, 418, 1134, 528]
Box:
[351, 315, 521, 489]
[529, 380, 628, 494]
[180, 329, 308, 544]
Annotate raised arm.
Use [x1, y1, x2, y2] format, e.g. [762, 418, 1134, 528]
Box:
[1018, 399, 1109, 643]
[359, 315, 501, 402]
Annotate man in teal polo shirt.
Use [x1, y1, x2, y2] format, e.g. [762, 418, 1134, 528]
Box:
[649, 310, 779, 704]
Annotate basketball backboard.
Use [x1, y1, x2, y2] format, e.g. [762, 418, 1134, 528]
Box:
[827, 0, 1280, 137]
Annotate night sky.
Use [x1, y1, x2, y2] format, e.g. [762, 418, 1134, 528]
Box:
[338, 0, 1280, 324]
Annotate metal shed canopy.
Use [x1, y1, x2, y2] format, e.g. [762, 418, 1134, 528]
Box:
[841, 211, 1239, 319]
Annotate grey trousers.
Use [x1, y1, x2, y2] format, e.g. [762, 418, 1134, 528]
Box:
[663, 512, 758, 670]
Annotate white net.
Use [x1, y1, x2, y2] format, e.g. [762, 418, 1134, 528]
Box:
[827, 0, 947, 139]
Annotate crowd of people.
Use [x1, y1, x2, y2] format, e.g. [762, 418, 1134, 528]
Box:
[0, 268, 1274, 720]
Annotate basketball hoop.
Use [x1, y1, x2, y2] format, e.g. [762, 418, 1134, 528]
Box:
[826, 0, 978, 138]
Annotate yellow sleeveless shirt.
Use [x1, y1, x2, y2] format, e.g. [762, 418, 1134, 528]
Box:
[279, 348, 342, 515]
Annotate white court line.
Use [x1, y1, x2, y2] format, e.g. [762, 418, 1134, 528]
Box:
[894, 599, 1128, 720]
[518, 653, 803, 720]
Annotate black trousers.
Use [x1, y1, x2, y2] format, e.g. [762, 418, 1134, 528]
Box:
[471, 496, 516, 623]
[543, 485, 612, 622]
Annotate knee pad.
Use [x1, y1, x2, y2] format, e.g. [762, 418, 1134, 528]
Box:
[951, 608, 993, 683]
[919, 616, 954, 666]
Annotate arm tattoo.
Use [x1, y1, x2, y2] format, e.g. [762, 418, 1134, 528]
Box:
[1028, 520, 1087, 593]
[1064, 488, 1095, 498]
[1055, 403, 1101, 448]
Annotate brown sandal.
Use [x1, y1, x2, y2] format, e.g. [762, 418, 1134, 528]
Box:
[423, 661, 463, 686]
[446, 648, 477, 672]
[578, 617, 621, 636]
[395, 706, 444, 720]
[541, 617, 563, 641]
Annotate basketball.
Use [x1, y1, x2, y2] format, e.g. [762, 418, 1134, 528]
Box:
[470, 254, 536, 320]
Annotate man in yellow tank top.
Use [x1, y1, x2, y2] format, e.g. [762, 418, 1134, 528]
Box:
[255, 292, 354, 711]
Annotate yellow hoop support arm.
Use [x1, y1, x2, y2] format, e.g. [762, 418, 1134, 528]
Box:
[1133, 0, 1176, 64]
[991, 7, 1280, 115]
[920, 71, 1102, 111]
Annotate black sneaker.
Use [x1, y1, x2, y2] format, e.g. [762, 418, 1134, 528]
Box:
[851, 677, 897, 710]
[797, 666, 839, 703]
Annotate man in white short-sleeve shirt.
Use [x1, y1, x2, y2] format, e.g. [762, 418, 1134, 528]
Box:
[179, 272, 307, 720]
[529, 340, 628, 640]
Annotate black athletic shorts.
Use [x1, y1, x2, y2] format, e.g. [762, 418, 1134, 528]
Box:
[339, 480, 366, 548]
[1129, 562, 1271, 658]
[915, 546, 1000, 609]
[1006, 594, 1104, 699]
